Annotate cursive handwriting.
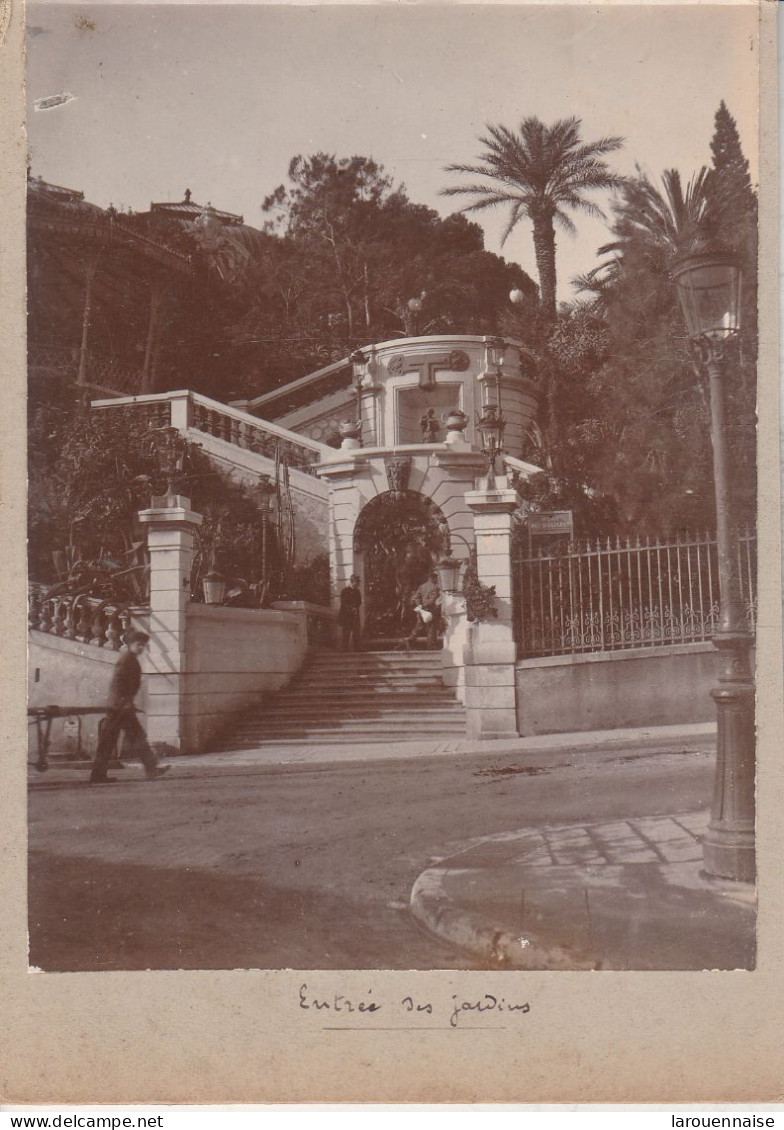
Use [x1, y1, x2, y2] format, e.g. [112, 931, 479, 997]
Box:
[449, 993, 530, 1028]
[299, 983, 381, 1013]
[298, 984, 531, 1028]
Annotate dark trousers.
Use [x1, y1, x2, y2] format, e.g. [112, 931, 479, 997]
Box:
[90, 707, 158, 781]
[341, 618, 361, 651]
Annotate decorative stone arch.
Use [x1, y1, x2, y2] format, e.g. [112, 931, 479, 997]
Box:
[353, 490, 451, 642]
[353, 490, 451, 554]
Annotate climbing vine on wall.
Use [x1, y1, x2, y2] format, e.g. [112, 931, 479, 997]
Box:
[462, 549, 499, 623]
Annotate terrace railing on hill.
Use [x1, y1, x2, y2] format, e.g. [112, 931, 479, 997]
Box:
[512, 528, 757, 659]
[30, 345, 144, 395]
[91, 391, 331, 477]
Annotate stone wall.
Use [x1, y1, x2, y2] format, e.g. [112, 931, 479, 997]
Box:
[515, 643, 720, 736]
[181, 603, 309, 751]
[191, 430, 329, 566]
[28, 624, 150, 757]
[28, 603, 319, 758]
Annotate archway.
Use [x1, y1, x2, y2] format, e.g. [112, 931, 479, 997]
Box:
[354, 490, 450, 643]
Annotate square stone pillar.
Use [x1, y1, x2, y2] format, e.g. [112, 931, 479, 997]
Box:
[441, 592, 470, 703]
[464, 485, 520, 740]
[138, 498, 202, 751]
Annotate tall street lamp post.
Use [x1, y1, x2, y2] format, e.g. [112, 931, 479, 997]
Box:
[672, 249, 755, 883]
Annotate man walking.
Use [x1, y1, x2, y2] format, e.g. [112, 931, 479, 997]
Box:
[407, 571, 442, 650]
[90, 631, 169, 784]
[337, 574, 362, 652]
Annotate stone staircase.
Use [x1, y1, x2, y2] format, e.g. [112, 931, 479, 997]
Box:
[210, 650, 466, 749]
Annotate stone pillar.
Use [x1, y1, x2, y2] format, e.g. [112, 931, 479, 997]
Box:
[169, 391, 192, 432]
[441, 592, 470, 704]
[138, 497, 202, 752]
[464, 485, 519, 739]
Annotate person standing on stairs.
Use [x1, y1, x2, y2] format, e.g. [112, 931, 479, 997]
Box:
[338, 573, 362, 652]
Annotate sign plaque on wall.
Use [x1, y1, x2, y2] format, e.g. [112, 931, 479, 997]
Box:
[528, 510, 574, 538]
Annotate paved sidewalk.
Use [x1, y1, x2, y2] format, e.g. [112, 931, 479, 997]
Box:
[410, 808, 756, 971]
[28, 721, 716, 781]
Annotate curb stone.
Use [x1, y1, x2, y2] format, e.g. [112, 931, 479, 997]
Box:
[410, 867, 598, 971]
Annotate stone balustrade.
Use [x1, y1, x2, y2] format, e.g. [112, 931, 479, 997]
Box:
[28, 587, 138, 651]
[91, 390, 332, 478]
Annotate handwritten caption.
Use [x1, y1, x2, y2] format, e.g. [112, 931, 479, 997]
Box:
[299, 983, 531, 1029]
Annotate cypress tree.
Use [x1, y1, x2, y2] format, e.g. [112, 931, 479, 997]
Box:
[706, 100, 757, 517]
[706, 100, 757, 247]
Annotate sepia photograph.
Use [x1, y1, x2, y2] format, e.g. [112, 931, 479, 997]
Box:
[24, 0, 763, 987]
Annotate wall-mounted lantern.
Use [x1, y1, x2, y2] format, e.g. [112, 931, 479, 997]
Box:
[436, 556, 463, 595]
[202, 571, 226, 605]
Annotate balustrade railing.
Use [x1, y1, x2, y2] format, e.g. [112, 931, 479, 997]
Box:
[92, 394, 180, 429]
[92, 391, 328, 477]
[190, 397, 324, 477]
[512, 529, 756, 659]
[28, 586, 142, 651]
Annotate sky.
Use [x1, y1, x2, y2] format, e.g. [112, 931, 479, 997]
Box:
[26, 1, 760, 302]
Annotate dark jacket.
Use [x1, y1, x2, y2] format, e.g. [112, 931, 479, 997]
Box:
[338, 585, 362, 625]
[107, 651, 143, 709]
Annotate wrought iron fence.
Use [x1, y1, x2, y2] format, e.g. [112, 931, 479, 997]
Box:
[512, 529, 756, 659]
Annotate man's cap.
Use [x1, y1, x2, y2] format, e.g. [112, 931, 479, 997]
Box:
[350, 574, 360, 582]
[126, 630, 150, 645]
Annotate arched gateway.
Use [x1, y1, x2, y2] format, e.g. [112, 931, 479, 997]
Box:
[354, 490, 451, 644]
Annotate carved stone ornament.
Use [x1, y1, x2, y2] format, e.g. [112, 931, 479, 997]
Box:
[384, 455, 412, 498]
[448, 349, 470, 372]
[388, 354, 405, 375]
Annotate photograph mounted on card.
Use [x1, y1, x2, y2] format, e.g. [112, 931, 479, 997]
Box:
[5, 0, 781, 1106]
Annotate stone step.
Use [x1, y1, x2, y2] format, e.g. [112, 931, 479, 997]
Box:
[289, 673, 447, 682]
[212, 731, 461, 750]
[295, 657, 444, 669]
[234, 705, 467, 723]
[238, 711, 465, 731]
[283, 679, 447, 694]
[231, 711, 465, 731]
[231, 730, 467, 746]
[277, 682, 460, 700]
[307, 647, 442, 658]
[295, 659, 444, 671]
[210, 645, 465, 752]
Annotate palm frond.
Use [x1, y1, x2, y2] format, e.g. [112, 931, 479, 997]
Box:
[442, 115, 626, 308]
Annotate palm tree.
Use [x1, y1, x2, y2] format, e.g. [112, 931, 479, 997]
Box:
[573, 166, 715, 308]
[598, 166, 714, 265]
[442, 117, 625, 324]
